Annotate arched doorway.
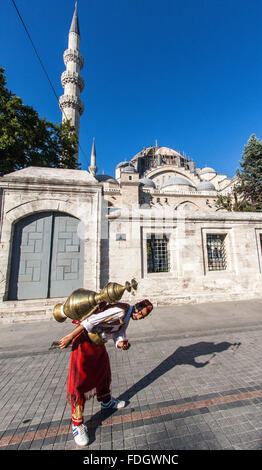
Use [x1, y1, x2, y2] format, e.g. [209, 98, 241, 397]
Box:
[8, 212, 84, 300]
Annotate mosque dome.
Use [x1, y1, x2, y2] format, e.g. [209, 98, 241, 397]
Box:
[200, 167, 216, 175]
[199, 166, 217, 182]
[139, 177, 156, 188]
[131, 145, 183, 161]
[154, 147, 182, 157]
[116, 161, 130, 169]
[162, 176, 195, 190]
[197, 181, 216, 191]
[96, 174, 118, 184]
[121, 164, 137, 173]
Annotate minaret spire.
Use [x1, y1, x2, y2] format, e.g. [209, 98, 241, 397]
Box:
[59, 3, 84, 163]
[89, 138, 97, 176]
[70, 2, 80, 35]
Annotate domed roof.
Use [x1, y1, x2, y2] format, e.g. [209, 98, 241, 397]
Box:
[139, 177, 156, 188]
[197, 181, 216, 191]
[200, 167, 216, 175]
[155, 147, 182, 157]
[121, 164, 137, 173]
[96, 174, 118, 184]
[162, 176, 195, 189]
[131, 145, 183, 161]
[116, 161, 129, 169]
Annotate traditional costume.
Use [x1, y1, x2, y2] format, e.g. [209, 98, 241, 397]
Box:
[66, 300, 153, 429]
[59, 297, 153, 446]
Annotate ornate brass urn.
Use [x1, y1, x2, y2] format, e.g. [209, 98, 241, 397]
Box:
[53, 279, 138, 323]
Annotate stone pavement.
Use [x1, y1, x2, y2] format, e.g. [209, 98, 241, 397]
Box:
[1, 298, 262, 451]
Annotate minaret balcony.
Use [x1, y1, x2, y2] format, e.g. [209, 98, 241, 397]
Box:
[63, 48, 84, 69]
[59, 95, 84, 115]
[61, 71, 84, 93]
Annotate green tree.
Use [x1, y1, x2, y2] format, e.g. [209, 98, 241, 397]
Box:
[0, 67, 79, 176]
[216, 194, 235, 211]
[235, 134, 262, 211]
[216, 134, 262, 212]
[216, 188, 253, 212]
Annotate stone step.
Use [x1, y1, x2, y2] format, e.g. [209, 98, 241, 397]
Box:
[1, 291, 261, 324]
[0, 298, 64, 307]
[0, 298, 66, 324]
[0, 312, 53, 324]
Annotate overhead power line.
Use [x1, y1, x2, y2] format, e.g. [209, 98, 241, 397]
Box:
[10, 0, 89, 165]
[11, 0, 59, 101]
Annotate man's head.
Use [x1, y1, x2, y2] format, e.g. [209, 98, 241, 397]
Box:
[132, 299, 153, 320]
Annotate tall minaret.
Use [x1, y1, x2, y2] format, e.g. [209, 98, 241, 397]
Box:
[59, 2, 84, 163]
[89, 138, 97, 176]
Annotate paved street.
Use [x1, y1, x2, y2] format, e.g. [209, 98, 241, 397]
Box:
[1, 298, 262, 451]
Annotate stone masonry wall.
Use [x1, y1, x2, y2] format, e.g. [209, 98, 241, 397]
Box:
[0, 168, 101, 319]
[105, 208, 262, 306]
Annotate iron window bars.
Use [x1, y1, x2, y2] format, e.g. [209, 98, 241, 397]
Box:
[147, 234, 170, 273]
[207, 234, 227, 271]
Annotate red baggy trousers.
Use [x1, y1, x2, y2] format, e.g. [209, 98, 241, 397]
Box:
[67, 329, 112, 425]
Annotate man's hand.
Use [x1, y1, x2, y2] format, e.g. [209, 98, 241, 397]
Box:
[59, 325, 85, 349]
[117, 340, 131, 350]
[59, 334, 73, 349]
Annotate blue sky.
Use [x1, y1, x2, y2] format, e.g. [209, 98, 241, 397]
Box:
[1, 0, 262, 178]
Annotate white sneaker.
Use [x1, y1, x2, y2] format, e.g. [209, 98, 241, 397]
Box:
[72, 424, 89, 447]
[101, 397, 126, 410]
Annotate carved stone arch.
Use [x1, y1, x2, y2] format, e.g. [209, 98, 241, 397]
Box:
[5, 199, 87, 226]
[175, 201, 200, 212]
[145, 166, 198, 186]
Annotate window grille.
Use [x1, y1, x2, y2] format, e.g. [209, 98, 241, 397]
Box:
[206, 234, 227, 271]
[147, 234, 170, 273]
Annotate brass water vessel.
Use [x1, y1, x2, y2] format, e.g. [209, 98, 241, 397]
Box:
[53, 279, 138, 323]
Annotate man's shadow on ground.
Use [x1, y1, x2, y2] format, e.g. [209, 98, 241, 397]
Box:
[86, 340, 241, 443]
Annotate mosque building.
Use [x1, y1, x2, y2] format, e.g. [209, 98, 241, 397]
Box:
[0, 4, 262, 321]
